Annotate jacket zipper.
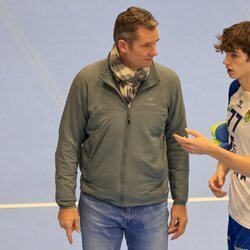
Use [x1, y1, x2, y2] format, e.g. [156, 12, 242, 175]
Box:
[119, 106, 131, 205]
[105, 80, 155, 205]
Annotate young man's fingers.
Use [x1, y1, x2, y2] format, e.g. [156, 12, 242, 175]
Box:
[185, 128, 202, 138]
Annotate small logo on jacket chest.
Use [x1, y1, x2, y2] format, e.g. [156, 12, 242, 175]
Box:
[144, 97, 156, 106]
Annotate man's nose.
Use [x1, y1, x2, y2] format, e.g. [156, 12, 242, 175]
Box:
[150, 47, 158, 57]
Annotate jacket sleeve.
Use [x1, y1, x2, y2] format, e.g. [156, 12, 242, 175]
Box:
[55, 75, 87, 208]
[165, 76, 189, 205]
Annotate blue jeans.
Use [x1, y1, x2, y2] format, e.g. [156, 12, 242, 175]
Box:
[78, 192, 169, 250]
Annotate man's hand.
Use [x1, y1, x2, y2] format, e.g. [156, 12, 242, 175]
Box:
[58, 207, 80, 244]
[168, 205, 188, 240]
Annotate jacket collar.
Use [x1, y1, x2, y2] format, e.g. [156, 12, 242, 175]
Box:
[100, 59, 161, 91]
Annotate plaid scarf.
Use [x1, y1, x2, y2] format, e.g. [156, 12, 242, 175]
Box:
[109, 45, 150, 106]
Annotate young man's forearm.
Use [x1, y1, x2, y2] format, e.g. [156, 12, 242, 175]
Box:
[207, 143, 250, 177]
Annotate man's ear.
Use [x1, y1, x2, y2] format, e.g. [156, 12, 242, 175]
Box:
[117, 39, 128, 53]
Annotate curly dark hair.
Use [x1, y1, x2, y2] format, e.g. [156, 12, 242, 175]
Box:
[214, 21, 250, 58]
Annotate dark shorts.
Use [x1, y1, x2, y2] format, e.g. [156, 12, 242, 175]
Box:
[228, 215, 250, 250]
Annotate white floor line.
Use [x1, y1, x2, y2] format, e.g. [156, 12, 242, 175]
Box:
[0, 202, 58, 209]
[0, 196, 229, 209]
[187, 196, 229, 202]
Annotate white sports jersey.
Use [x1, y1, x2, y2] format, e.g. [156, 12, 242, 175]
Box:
[227, 86, 250, 229]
